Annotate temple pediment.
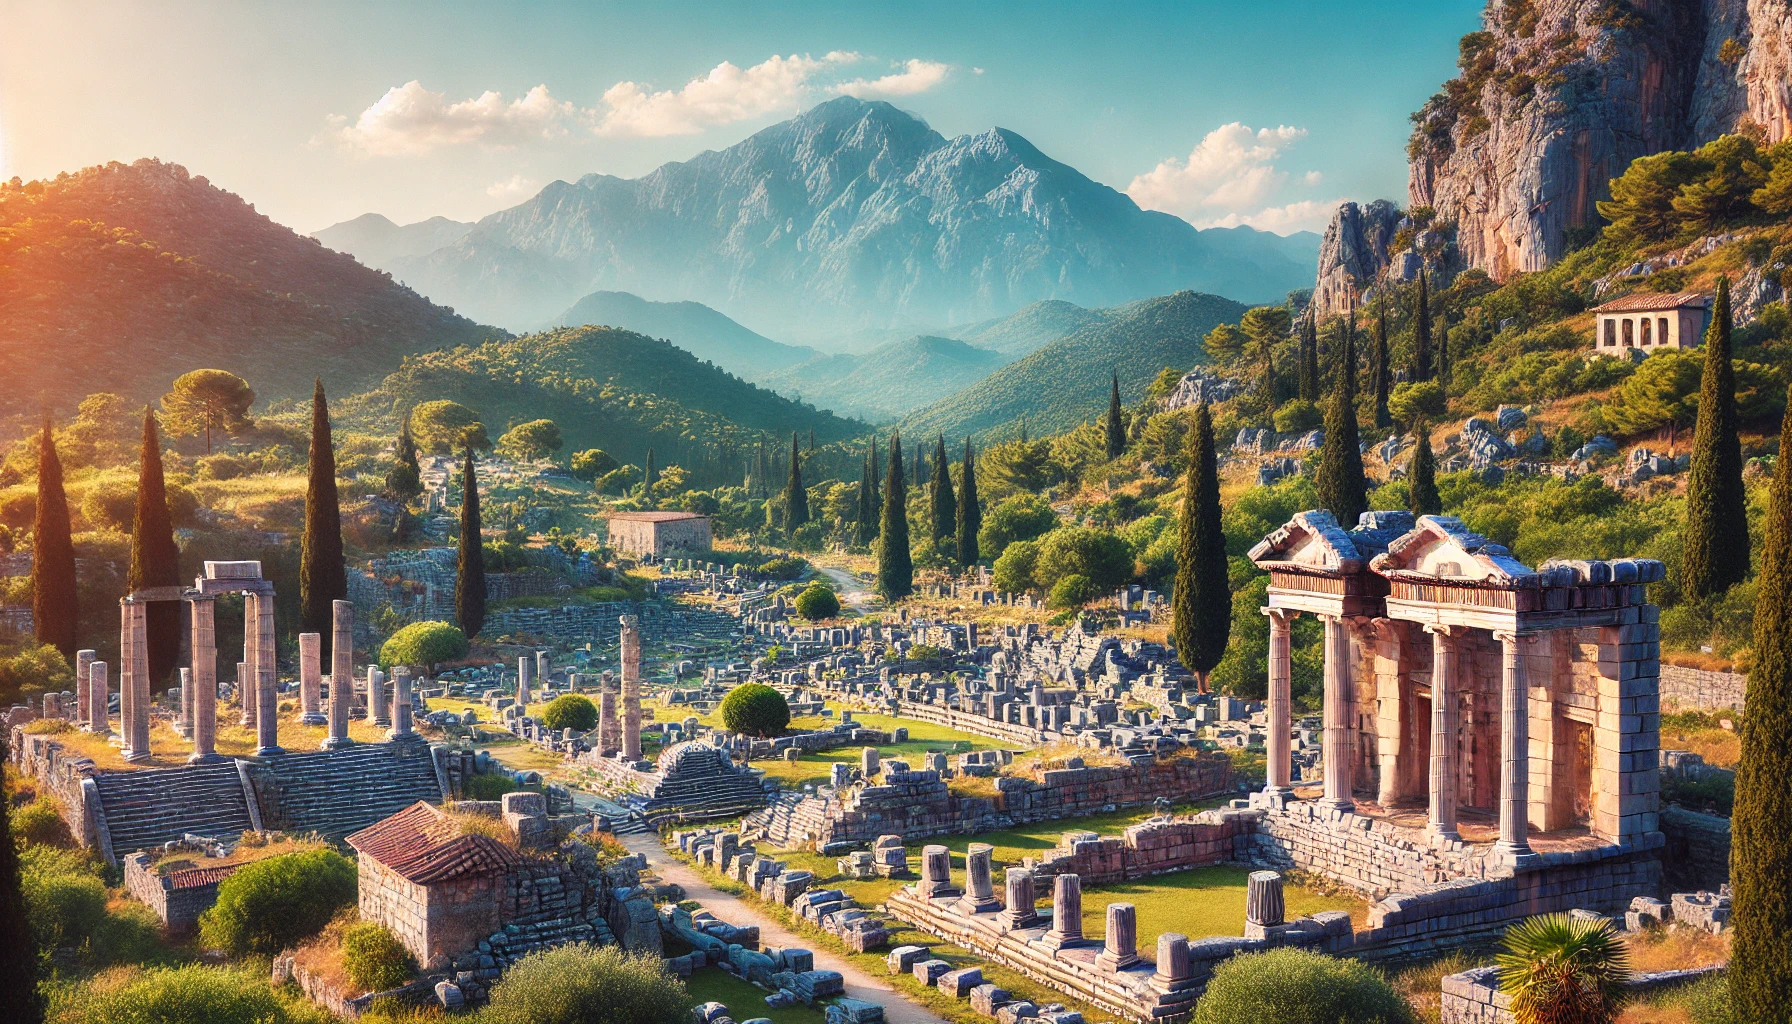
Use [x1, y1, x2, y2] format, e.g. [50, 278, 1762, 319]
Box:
[1369, 515, 1537, 587]
[1249, 510, 1414, 577]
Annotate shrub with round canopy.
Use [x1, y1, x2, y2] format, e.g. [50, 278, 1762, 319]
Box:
[542, 693, 598, 732]
[719, 682, 790, 737]
[1190, 947, 1418, 1024]
[481, 943, 694, 1024]
[379, 620, 468, 673]
[794, 584, 840, 620]
[197, 849, 356, 956]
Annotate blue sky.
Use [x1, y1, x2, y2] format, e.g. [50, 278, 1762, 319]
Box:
[0, 0, 1483, 234]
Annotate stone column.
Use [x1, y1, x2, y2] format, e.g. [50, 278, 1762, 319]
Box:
[189, 598, 220, 763]
[254, 588, 282, 756]
[620, 614, 642, 760]
[121, 600, 151, 763]
[1095, 903, 1139, 970]
[1320, 615, 1354, 811]
[1152, 933, 1191, 988]
[536, 651, 550, 687]
[959, 843, 1002, 913]
[239, 592, 257, 726]
[861, 747, 881, 777]
[388, 666, 413, 738]
[1245, 871, 1285, 927]
[1000, 867, 1037, 928]
[598, 686, 618, 754]
[1495, 630, 1533, 857]
[176, 668, 193, 737]
[1041, 873, 1085, 950]
[1426, 625, 1459, 840]
[297, 632, 326, 725]
[75, 650, 95, 730]
[1263, 608, 1294, 794]
[517, 654, 533, 705]
[89, 661, 110, 739]
[369, 666, 389, 727]
[323, 601, 354, 749]
[919, 844, 956, 898]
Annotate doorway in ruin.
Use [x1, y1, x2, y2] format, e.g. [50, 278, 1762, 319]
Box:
[1406, 689, 1432, 802]
[1572, 719, 1595, 824]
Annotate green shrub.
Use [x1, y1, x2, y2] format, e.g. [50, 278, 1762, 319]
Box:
[977, 494, 1059, 561]
[481, 943, 694, 1024]
[1190, 947, 1418, 1024]
[1034, 526, 1133, 593]
[198, 849, 356, 956]
[1674, 973, 1734, 1024]
[0, 640, 74, 708]
[464, 773, 520, 800]
[793, 584, 840, 621]
[378, 620, 468, 672]
[55, 964, 334, 1024]
[12, 795, 73, 847]
[718, 682, 790, 738]
[1272, 399, 1323, 434]
[757, 556, 807, 580]
[1048, 573, 1097, 609]
[341, 921, 415, 993]
[541, 694, 598, 732]
[992, 539, 1040, 594]
[24, 869, 108, 959]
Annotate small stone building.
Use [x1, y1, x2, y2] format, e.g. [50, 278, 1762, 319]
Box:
[1589, 292, 1711, 357]
[606, 511, 713, 557]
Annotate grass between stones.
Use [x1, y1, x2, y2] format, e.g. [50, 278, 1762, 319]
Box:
[29, 712, 394, 770]
[683, 965, 828, 1024]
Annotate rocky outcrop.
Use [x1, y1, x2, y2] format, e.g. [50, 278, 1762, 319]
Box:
[1312, 201, 1402, 315]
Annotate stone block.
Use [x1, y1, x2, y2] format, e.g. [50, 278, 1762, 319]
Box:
[913, 959, 951, 985]
[939, 967, 984, 999]
[887, 945, 931, 974]
[970, 984, 1012, 1016]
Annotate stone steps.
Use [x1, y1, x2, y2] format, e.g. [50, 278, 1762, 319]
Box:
[93, 761, 255, 855]
[247, 741, 445, 841]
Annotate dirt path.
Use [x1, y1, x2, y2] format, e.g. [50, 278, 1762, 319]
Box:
[621, 832, 944, 1024]
[816, 565, 879, 613]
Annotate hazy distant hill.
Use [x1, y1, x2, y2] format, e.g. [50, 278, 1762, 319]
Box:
[312, 213, 473, 271]
[554, 290, 815, 376]
[898, 290, 1247, 441]
[758, 335, 1007, 422]
[0, 159, 498, 423]
[389, 97, 1318, 338]
[945, 299, 1113, 358]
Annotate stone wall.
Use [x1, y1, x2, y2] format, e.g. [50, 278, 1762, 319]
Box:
[1659, 665, 1746, 711]
[1659, 805, 1732, 893]
[122, 853, 235, 934]
[1020, 816, 1251, 887]
[1440, 964, 1724, 1024]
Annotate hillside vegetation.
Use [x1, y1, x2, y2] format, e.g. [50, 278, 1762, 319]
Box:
[758, 335, 1008, 422]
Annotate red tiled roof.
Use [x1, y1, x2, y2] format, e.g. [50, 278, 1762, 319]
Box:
[345, 802, 522, 884]
[164, 864, 243, 890]
[1591, 291, 1711, 313]
[608, 511, 707, 523]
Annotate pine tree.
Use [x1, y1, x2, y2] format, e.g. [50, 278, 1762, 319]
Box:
[1732, 382, 1792, 1022]
[31, 414, 77, 662]
[1172, 404, 1230, 693]
[455, 447, 486, 639]
[1373, 290, 1393, 428]
[1413, 271, 1433, 382]
[1315, 325, 1368, 529]
[0, 785, 42, 1024]
[1105, 371, 1126, 459]
[876, 432, 912, 601]
[385, 411, 423, 504]
[643, 447, 657, 507]
[1408, 419, 1441, 516]
[1298, 313, 1320, 403]
[930, 435, 957, 549]
[301, 379, 347, 660]
[1683, 276, 1750, 601]
[957, 437, 981, 565]
[130, 408, 181, 686]
[784, 432, 809, 537]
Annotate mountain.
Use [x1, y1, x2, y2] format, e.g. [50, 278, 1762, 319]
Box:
[945, 299, 1113, 358]
[0, 159, 499, 424]
[389, 97, 1319, 339]
[898, 290, 1247, 441]
[554, 290, 815, 376]
[311, 213, 473, 271]
[757, 335, 1007, 422]
[360, 325, 863, 485]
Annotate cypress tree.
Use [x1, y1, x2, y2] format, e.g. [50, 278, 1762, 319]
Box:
[1172, 404, 1230, 693]
[1373, 290, 1392, 428]
[301, 379, 347, 660]
[1683, 276, 1750, 601]
[1105, 371, 1126, 459]
[643, 447, 657, 507]
[784, 432, 809, 537]
[1298, 313, 1319, 403]
[385, 411, 423, 504]
[1437, 316, 1452, 389]
[1315, 326, 1368, 529]
[868, 435, 880, 524]
[956, 437, 981, 566]
[1732, 382, 1792, 1022]
[807, 428, 816, 454]
[1408, 420, 1441, 516]
[130, 408, 181, 686]
[1413, 271, 1433, 382]
[929, 435, 957, 549]
[914, 442, 927, 487]
[876, 432, 912, 601]
[857, 442, 875, 546]
[1018, 417, 1029, 444]
[455, 447, 486, 639]
[0, 785, 41, 1024]
[31, 414, 77, 662]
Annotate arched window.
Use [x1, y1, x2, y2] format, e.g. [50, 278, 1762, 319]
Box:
[1641, 318, 1653, 346]
[1604, 318, 1617, 346]
[1660, 317, 1671, 346]
[1622, 318, 1634, 346]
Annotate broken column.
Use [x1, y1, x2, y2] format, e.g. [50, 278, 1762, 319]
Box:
[75, 650, 95, 730]
[1000, 867, 1038, 928]
[1094, 903, 1139, 970]
[297, 632, 326, 725]
[535, 650, 550, 687]
[188, 597, 220, 763]
[620, 614, 642, 760]
[958, 843, 1002, 913]
[862, 747, 881, 777]
[252, 588, 282, 756]
[1243, 871, 1285, 940]
[175, 668, 192, 737]
[919, 845, 959, 898]
[1040, 873, 1085, 950]
[517, 654, 533, 705]
[598, 686, 618, 755]
[120, 600, 151, 763]
[89, 662, 110, 739]
[1152, 933, 1191, 990]
[369, 666, 389, 727]
[323, 600, 354, 749]
[388, 666, 413, 738]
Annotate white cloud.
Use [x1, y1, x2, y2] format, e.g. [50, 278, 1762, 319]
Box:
[1126, 123, 1322, 231]
[598, 52, 863, 137]
[323, 81, 577, 155]
[1204, 199, 1342, 234]
[835, 59, 952, 99]
[1302, 170, 1324, 186]
[485, 174, 540, 202]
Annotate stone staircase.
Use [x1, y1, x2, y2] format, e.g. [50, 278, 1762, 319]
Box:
[248, 740, 446, 841]
[741, 790, 835, 850]
[92, 761, 255, 856]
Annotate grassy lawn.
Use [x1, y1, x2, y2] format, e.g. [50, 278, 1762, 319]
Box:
[31, 711, 393, 770]
[1079, 865, 1365, 949]
[683, 967, 825, 1024]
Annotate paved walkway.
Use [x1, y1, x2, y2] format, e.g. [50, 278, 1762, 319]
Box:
[621, 832, 945, 1024]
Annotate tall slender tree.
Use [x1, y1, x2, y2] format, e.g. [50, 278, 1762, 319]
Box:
[385, 410, 423, 505]
[1732, 382, 1792, 1022]
[642, 447, 658, 507]
[1408, 420, 1441, 516]
[0, 783, 41, 1024]
[31, 414, 76, 662]
[784, 431, 809, 537]
[1105, 371, 1126, 459]
[455, 447, 486, 639]
[930, 435, 957, 548]
[876, 432, 912, 601]
[1436, 316, 1452, 389]
[914, 442, 928, 487]
[1315, 326, 1368, 529]
[1298, 312, 1320, 403]
[956, 437, 981, 566]
[301, 379, 347, 659]
[1413, 271, 1433, 382]
[1172, 404, 1230, 693]
[1683, 276, 1750, 601]
[130, 408, 181, 685]
[1373, 290, 1392, 427]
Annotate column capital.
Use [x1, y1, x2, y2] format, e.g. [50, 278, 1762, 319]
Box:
[1422, 622, 1470, 639]
[1261, 606, 1298, 625]
[1491, 629, 1542, 645]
